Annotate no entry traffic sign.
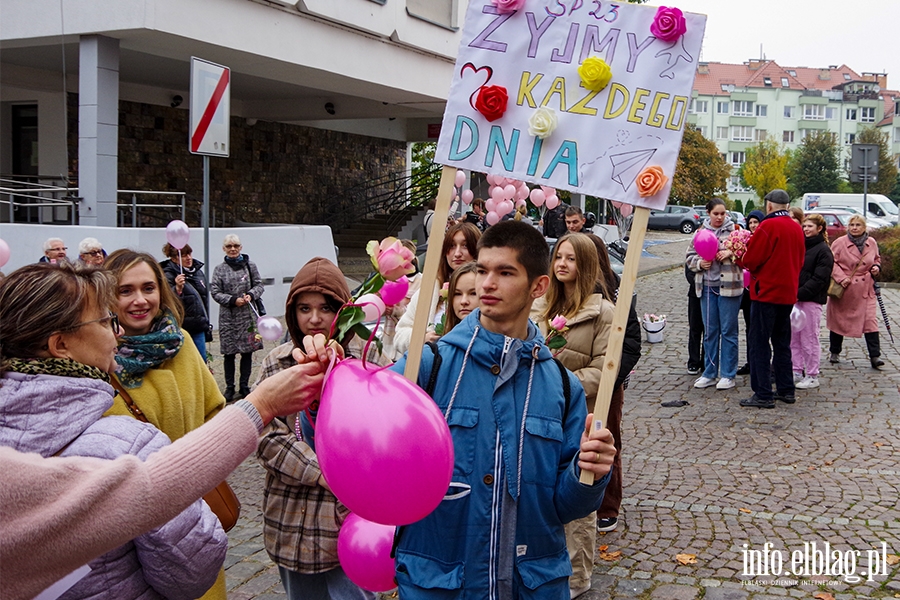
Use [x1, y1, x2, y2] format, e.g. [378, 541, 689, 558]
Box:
[190, 57, 230, 156]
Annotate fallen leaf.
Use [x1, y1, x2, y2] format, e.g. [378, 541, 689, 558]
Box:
[824, 461, 833, 466]
[598, 544, 609, 552]
[599, 550, 622, 561]
[739, 508, 752, 514]
[676, 553, 697, 565]
[874, 442, 884, 447]
[808, 466, 816, 470]
[813, 593, 835, 600]
[784, 443, 791, 448]
[886, 553, 900, 566]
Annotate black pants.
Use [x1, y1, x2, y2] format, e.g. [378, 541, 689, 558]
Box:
[687, 288, 704, 370]
[749, 301, 793, 401]
[829, 331, 880, 359]
[224, 352, 253, 391]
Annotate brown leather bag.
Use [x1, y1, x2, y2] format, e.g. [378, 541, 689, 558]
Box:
[112, 379, 241, 531]
[827, 255, 866, 300]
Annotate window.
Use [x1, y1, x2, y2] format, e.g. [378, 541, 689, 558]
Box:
[784, 106, 795, 118]
[764, 77, 772, 86]
[781, 77, 790, 87]
[895, 101, 900, 116]
[787, 70, 797, 77]
[802, 104, 825, 120]
[825, 107, 838, 120]
[843, 73, 851, 80]
[716, 126, 729, 140]
[845, 133, 855, 145]
[717, 101, 730, 114]
[721, 84, 735, 92]
[696, 126, 708, 137]
[731, 126, 753, 141]
[407, 0, 456, 29]
[783, 131, 794, 143]
[895, 127, 900, 143]
[733, 100, 754, 116]
[730, 151, 746, 166]
[860, 107, 876, 123]
[755, 105, 768, 117]
[690, 99, 708, 114]
[845, 108, 857, 120]
[754, 129, 768, 141]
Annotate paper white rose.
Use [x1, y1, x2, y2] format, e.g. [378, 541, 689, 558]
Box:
[528, 107, 558, 140]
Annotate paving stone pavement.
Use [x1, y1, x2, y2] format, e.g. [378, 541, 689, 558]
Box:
[216, 239, 900, 599]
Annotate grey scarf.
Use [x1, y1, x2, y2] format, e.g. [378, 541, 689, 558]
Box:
[848, 231, 868, 255]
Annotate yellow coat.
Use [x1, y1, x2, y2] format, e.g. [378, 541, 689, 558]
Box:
[105, 332, 227, 600]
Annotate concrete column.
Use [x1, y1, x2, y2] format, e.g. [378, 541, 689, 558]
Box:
[78, 35, 119, 226]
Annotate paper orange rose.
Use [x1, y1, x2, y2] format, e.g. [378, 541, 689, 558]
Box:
[636, 166, 668, 197]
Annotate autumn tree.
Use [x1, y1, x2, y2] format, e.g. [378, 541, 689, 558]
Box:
[850, 127, 899, 196]
[739, 139, 789, 200]
[669, 124, 731, 206]
[786, 131, 841, 198]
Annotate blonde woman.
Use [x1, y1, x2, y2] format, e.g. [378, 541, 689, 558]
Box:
[530, 231, 613, 599]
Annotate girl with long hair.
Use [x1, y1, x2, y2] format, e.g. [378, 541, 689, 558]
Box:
[444, 261, 478, 334]
[792, 213, 833, 388]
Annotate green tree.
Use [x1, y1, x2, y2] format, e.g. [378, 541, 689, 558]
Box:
[850, 128, 899, 196]
[787, 131, 841, 198]
[669, 125, 731, 206]
[410, 142, 440, 205]
[739, 139, 788, 200]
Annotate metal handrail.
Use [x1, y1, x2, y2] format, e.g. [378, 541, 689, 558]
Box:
[0, 181, 79, 224]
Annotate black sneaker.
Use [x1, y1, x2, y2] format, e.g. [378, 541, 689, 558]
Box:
[687, 366, 701, 375]
[871, 358, 884, 369]
[737, 363, 750, 375]
[239, 387, 252, 400]
[224, 387, 235, 403]
[596, 517, 618, 532]
[740, 394, 775, 409]
[774, 393, 796, 404]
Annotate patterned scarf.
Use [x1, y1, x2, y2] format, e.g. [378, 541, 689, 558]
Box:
[3, 357, 110, 383]
[848, 231, 868, 255]
[115, 310, 184, 388]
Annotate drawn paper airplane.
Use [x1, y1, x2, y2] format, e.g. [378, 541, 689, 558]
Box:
[610, 148, 657, 192]
[655, 38, 693, 80]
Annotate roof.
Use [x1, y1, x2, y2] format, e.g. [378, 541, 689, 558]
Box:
[877, 90, 899, 127]
[693, 60, 875, 96]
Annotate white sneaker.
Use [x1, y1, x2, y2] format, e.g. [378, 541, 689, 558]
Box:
[716, 377, 735, 390]
[795, 376, 819, 389]
[694, 376, 717, 388]
[793, 372, 804, 384]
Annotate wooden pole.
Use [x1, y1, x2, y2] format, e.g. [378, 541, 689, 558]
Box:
[580, 206, 650, 485]
[403, 165, 457, 382]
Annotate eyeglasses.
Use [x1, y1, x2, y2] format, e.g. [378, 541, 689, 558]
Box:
[59, 311, 120, 335]
[82, 250, 104, 257]
[224, 244, 241, 249]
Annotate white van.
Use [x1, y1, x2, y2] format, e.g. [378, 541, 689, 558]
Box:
[802, 193, 898, 225]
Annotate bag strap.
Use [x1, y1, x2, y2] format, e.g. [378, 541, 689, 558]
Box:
[110, 378, 149, 423]
[424, 340, 442, 396]
[847, 253, 866, 279]
[552, 357, 572, 423]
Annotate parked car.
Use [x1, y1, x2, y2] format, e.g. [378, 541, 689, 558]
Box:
[822, 206, 891, 229]
[814, 209, 853, 241]
[728, 211, 746, 229]
[692, 206, 708, 221]
[648, 205, 701, 233]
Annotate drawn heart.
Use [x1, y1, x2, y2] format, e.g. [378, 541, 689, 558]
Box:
[460, 63, 493, 111]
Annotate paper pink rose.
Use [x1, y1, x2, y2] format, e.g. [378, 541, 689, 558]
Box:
[550, 315, 567, 331]
[490, 0, 526, 13]
[366, 237, 416, 281]
[650, 6, 687, 42]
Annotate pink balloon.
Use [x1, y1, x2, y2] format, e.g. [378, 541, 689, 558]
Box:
[693, 229, 718, 261]
[485, 197, 497, 213]
[338, 514, 397, 592]
[486, 211, 501, 226]
[0, 238, 9, 268]
[379, 278, 409, 306]
[541, 186, 556, 197]
[499, 200, 514, 215]
[617, 203, 634, 217]
[545, 195, 560, 210]
[530, 189, 546, 207]
[461, 189, 474, 205]
[503, 184, 516, 200]
[256, 316, 283, 341]
[489, 186, 503, 202]
[356, 293, 386, 322]
[516, 199, 527, 209]
[515, 186, 530, 200]
[743, 269, 751, 288]
[165, 220, 190, 250]
[316, 359, 454, 525]
[450, 187, 458, 201]
[454, 170, 466, 188]
[486, 173, 498, 186]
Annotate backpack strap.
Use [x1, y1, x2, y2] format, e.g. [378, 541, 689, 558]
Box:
[423, 340, 442, 397]
[552, 357, 572, 423]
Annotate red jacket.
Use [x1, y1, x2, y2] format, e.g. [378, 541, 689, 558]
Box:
[740, 211, 805, 305]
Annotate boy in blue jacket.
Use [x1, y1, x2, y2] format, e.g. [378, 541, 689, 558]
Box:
[393, 220, 616, 599]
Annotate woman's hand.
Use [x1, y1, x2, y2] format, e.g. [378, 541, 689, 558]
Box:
[841, 278, 851, 288]
[424, 328, 441, 344]
[295, 333, 344, 365]
[245, 361, 327, 425]
[870, 264, 881, 277]
[174, 274, 186, 295]
[578, 414, 616, 479]
[235, 296, 246, 307]
[716, 249, 733, 262]
[699, 259, 712, 270]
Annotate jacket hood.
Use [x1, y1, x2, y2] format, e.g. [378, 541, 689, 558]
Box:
[703, 216, 734, 236]
[285, 257, 350, 347]
[441, 308, 554, 368]
[747, 210, 765, 223]
[0, 372, 114, 455]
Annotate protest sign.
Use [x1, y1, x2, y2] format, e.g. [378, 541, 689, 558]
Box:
[436, 1, 706, 210]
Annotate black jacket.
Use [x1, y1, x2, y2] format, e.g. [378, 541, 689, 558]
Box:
[161, 259, 210, 336]
[542, 203, 569, 239]
[796, 234, 833, 305]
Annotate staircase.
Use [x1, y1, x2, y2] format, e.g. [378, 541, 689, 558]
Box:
[334, 206, 425, 281]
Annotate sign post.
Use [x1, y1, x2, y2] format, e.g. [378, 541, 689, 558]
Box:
[850, 143, 878, 216]
[189, 57, 231, 306]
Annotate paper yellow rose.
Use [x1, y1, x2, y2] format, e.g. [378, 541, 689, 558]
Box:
[528, 107, 558, 140]
[578, 57, 612, 92]
[636, 165, 668, 197]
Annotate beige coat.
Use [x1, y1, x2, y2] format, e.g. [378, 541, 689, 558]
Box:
[531, 293, 614, 413]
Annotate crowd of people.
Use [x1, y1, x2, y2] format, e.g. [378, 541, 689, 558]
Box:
[686, 189, 885, 409]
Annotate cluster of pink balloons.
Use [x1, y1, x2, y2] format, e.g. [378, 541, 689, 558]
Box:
[483, 173, 530, 225]
[453, 169, 475, 207]
[528, 184, 560, 213]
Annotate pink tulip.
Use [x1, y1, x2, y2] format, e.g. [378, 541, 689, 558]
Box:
[550, 315, 567, 330]
[367, 237, 415, 281]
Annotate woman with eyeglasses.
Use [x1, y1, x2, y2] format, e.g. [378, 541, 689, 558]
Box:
[0, 261, 227, 599]
[104, 249, 229, 599]
[78, 237, 107, 266]
[211, 234, 265, 401]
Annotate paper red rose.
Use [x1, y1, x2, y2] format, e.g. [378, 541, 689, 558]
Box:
[475, 85, 509, 122]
